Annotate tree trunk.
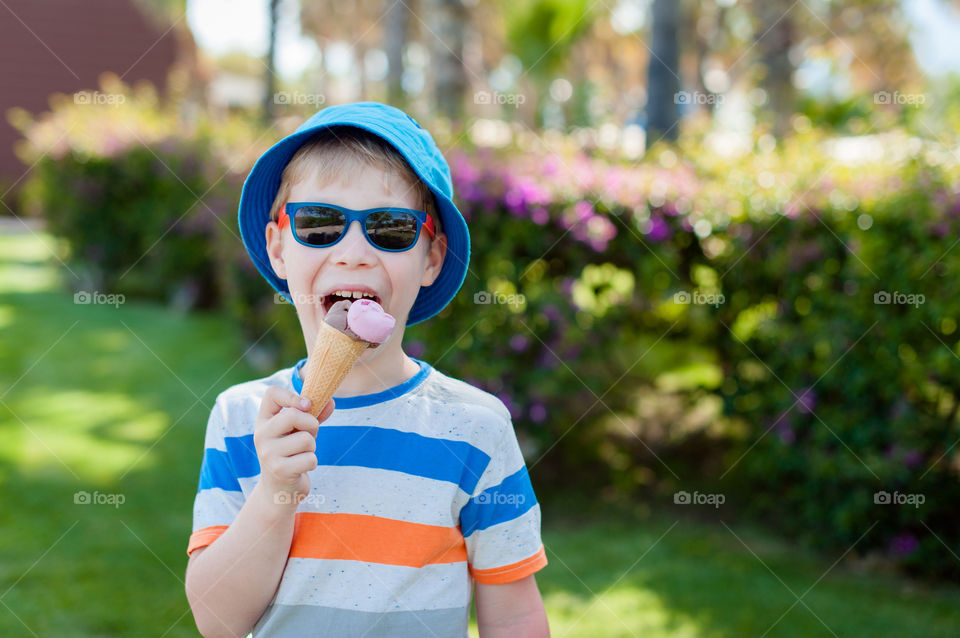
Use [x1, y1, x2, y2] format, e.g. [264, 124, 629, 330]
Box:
[263, 0, 280, 122]
[428, 0, 468, 123]
[757, 0, 795, 137]
[384, 0, 408, 106]
[645, 0, 680, 143]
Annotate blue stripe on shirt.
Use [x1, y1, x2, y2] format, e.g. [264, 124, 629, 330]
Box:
[197, 426, 491, 494]
[459, 466, 537, 537]
[198, 448, 241, 491]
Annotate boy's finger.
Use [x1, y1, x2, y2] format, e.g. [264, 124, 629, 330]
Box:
[257, 386, 310, 421]
[262, 406, 321, 438]
[317, 398, 335, 423]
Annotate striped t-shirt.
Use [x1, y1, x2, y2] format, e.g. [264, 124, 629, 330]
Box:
[188, 357, 547, 637]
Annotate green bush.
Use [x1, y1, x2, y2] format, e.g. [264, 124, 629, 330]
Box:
[17, 85, 960, 579]
[14, 75, 268, 309]
[712, 159, 960, 579]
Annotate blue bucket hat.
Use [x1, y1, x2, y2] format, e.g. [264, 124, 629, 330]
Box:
[238, 101, 470, 326]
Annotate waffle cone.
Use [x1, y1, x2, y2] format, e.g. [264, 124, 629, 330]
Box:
[300, 322, 370, 417]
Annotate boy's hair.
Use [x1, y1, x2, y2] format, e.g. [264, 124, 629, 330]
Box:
[269, 126, 442, 237]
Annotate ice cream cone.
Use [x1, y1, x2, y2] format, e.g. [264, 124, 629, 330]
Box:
[300, 321, 371, 418]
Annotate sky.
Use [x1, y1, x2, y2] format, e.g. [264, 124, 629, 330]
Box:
[186, 0, 319, 80]
[903, 0, 960, 76]
[186, 0, 960, 82]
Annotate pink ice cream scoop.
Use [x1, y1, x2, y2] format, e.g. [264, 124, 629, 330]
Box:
[346, 298, 395, 343]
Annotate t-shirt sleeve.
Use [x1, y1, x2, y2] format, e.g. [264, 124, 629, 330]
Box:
[459, 417, 547, 585]
[187, 395, 247, 556]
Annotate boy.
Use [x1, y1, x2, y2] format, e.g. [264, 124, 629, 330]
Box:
[185, 102, 549, 637]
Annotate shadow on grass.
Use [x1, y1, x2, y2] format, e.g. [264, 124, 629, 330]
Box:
[0, 264, 263, 636]
[532, 492, 960, 638]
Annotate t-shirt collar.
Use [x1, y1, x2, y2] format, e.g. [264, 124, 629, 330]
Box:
[291, 356, 431, 409]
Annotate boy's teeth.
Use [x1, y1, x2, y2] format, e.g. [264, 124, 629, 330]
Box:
[333, 290, 375, 300]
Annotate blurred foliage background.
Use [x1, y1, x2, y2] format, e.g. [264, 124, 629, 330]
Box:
[4, 2, 960, 630]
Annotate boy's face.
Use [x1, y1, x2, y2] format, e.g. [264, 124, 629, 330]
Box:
[265, 162, 447, 351]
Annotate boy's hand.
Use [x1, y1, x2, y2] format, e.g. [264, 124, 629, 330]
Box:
[253, 387, 334, 507]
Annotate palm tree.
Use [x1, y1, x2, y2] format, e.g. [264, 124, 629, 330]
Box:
[384, 0, 408, 107]
[264, 0, 280, 121]
[427, 0, 468, 123]
[645, 0, 680, 142]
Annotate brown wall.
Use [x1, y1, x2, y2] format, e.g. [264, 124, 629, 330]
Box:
[0, 0, 178, 205]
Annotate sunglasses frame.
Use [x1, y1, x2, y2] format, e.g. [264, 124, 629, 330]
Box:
[280, 202, 436, 252]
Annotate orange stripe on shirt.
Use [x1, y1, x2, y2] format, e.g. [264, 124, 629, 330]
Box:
[187, 525, 229, 556]
[289, 512, 467, 567]
[470, 545, 548, 585]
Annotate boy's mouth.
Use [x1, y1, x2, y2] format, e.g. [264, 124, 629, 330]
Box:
[321, 290, 382, 314]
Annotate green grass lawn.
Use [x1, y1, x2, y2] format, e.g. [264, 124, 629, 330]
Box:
[1, 229, 958, 637]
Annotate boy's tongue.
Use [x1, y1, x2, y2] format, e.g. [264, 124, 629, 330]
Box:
[324, 299, 395, 344]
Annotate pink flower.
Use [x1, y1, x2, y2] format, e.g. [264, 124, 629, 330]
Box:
[574, 200, 595, 222]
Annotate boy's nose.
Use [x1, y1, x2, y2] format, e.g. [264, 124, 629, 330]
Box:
[329, 220, 375, 265]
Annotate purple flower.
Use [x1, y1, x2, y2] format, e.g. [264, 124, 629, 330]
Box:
[542, 304, 562, 323]
[889, 533, 919, 557]
[796, 388, 817, 414]
[529, 401, 547, 423]
[902, 449, 923, 469]
[535, 349, 558, 369]
[774, 412, 795, 444]
[509, 334, 530, 353]
[531, 206, 550, 225]
[406, 340, 426, 358]
[496, 392, 520, 420]
[586, 215, 617, 251]
[647, 215, 671, 242]
[450, 152, 479, 184]
[928, 221, 950, 238]
[887, 399, 909, 420]
[562, 344, 581, 359]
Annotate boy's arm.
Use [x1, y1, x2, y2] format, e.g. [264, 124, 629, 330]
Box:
[185, 387, 332, 638]
[185, 482, 299, 638]
[475, 575, 550, 638]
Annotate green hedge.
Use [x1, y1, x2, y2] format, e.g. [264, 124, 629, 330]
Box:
[16, 82, 960, 580]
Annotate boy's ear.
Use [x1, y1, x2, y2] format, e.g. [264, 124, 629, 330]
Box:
[420, 231, 447, 287]
[265, 220, 287, 280]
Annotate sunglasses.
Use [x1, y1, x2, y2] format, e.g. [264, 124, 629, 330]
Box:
[279, 202, 436, 252]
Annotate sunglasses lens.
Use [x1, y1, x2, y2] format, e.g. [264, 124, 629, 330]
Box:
[366, 210, 420, 250]
[294, 206, 345, 246]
